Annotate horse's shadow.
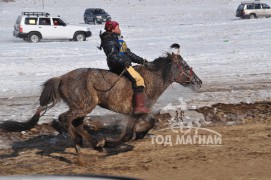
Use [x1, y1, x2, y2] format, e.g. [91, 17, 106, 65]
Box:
[0, 124, 135, 164]
[0, 133, 73, 163]
[0, 113, 157, 163]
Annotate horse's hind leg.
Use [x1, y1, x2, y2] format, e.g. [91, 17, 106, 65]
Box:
[62, 106, 102, 151]
[71, 116, 85, 148]
[59, 111, 86, 152]
[71, 114, 101, 149]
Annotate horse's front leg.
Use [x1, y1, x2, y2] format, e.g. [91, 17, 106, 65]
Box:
[134, 115, 155, 140]
[102, 116, 138, 148]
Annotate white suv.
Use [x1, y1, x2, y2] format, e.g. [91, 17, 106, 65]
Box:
[13, 12, 92, 43]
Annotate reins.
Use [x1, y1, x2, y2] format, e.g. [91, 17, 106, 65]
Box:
[93, 57, 193, 92]
[93, 68, 126, 92]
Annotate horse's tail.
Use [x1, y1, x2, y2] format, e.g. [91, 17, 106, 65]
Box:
[0, 77, 62, 132]
[39, 77, 62, 108]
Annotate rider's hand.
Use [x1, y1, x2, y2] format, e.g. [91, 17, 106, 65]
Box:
[124, 61, 131, 68]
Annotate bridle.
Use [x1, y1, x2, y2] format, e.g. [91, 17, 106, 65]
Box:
[173, 60, 194, 83]
[146, 56, 194, 84]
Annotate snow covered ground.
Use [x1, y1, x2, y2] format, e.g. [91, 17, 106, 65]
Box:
[0, 0, 271, 122]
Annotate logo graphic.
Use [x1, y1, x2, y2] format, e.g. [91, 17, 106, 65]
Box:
[152, 97, 222, 146]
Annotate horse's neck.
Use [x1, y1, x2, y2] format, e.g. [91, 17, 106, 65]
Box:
[136, 66, 172, 107]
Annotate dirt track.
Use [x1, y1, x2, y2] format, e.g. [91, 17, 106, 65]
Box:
[0, 101, 271, 179]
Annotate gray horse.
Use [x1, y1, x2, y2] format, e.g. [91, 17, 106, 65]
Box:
[0, 43, 202, 153]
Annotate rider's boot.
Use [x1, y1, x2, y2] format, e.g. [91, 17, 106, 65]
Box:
[133, 92, 151, 114]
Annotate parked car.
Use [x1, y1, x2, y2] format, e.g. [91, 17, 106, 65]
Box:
[84, 8, 111, 24]
[236, 1, 271, 19]
[13, 12, 92, 43]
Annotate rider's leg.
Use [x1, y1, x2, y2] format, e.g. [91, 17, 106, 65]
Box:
[124, 66, 151, 114]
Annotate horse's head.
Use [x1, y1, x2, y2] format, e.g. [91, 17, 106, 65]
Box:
[170, 50, 202, 91]
[148, 43, 202, 91]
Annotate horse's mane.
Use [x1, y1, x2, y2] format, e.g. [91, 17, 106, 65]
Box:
[147, 53, 173, 82]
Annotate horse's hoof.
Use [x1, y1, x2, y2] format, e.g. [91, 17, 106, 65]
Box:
[96, 138, 106, 148]
[75, 144, 82, 154]
[94, 146, 104, 152]
[129, 132, 137, 142]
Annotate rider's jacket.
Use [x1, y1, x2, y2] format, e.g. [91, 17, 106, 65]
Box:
[100, 31, 145, 71]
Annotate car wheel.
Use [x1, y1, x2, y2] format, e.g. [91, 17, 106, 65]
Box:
[249, 14, 256, 19]
[84, 18, 88, 24]
[74, 32, 86, 41]
[28, 33, 41, 43]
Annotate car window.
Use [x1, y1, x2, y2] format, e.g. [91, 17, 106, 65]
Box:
[262, 4, 270, 9]
[52, 18, 66, 26]
[255, 4, 261, 9]
[238, 4, 244, 10]
[39, 18, 51, 25]
[86, 9, 92, 14]
[95, 9, 105, 14]
[247, 4, 254, 10]
[16, 16, 22, 24]
[25, 17, 38, 25]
